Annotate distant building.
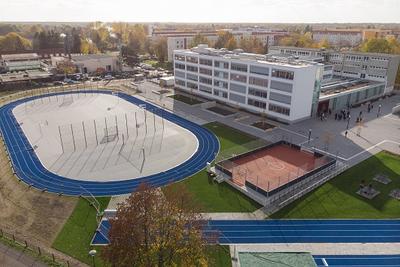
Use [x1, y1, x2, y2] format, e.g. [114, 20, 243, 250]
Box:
[70, 54, 121, 74]
[0, 53, 52, 87]
[0, 53, 42, 73]
[151, 28, 288, 62]
[269, 46, 400, 92]
[362, 29, 394, 41]
[312, 29, 363, 47]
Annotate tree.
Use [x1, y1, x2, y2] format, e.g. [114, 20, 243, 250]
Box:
[80, 38, 98, 54]
[214, 31, 235, 49]
[225, 36, 237, 51]
[0, 32, 32, 52]
[190, 33, 210, 48]
[56, 60, 76, 76]
[278, 32, 316, 48]
[101, 183, 215, 267]
[360, 38, 392, 54]
[154, 37, 168, 63]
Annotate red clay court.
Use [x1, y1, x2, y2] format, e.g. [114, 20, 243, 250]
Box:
[219, 143, 331, 193]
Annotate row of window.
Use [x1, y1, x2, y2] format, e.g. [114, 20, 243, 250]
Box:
[175, 79, 291, 116]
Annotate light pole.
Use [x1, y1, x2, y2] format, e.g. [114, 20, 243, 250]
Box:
[346, 115, 351, 130]
[89, 249, 97, 267]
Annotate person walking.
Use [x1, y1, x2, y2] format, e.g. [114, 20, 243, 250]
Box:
[345, 130, 348, 138]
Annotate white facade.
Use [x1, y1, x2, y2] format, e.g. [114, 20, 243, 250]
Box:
[70, 54, 120, 74]
[312, 30, 363, 47]
[173, 45, 323, 123]
[269, 46, 400, 93]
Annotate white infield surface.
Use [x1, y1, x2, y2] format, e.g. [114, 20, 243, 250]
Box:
[12, 93, 198, 181]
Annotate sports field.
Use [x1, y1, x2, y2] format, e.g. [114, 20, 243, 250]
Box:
[0, 90, 219, 195]
[13, 93, 198, 181]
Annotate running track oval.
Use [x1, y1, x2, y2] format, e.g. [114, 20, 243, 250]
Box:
[0, 90, 219, 196]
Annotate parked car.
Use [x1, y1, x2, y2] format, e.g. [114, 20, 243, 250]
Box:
[104, 74, 113, 80]
[53, 81, 66, 86]
[91, 77, 102, 82]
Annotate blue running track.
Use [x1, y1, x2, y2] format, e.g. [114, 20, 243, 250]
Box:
[313, 255, 400, 266]
[0, 90, 219, 196]
[92, 219, 400, 245]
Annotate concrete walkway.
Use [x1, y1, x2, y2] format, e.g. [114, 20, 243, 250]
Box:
[201, 209, 267, 220]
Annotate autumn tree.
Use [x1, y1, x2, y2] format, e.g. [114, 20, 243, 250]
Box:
[0, 32, 32, 52]
[239, 37, 266, 54]
[190, 33, 210, 48]
[80, 38, 98, 54]
[154, 37, 168, 63]
[214, 31, 236, 49]
[56, 60, 76, 76]
[101, 183, 216, 267]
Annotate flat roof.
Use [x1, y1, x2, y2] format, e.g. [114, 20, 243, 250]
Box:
[71, 54, 116, 61]
[175, 46, 320, 68]
[320, 78, 384, 99]
[1, 53, 39, 61]
[0, 70, 52, 83]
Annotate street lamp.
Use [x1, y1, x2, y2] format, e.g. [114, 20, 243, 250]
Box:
[89, 249, 97, 267]
[346, 115, 351, 130]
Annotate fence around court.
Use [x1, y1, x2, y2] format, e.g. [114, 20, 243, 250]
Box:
[215, 138, 338, 201]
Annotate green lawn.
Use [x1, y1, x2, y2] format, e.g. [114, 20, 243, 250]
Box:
[163, 122, 261, 212]
[207, 245, 231, 267]
[271, 151, 400, 219]
[52, 197, 111, 266]
[143, 59, 172, 70]
[169, 94, 204, 105]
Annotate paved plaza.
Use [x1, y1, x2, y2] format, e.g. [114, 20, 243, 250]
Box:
[137, 81, 400, 168]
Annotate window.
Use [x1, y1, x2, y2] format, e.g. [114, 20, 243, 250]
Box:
[248, 87, 267, 98]
[186, 56, 198, 63]
[187, 65, 198, 73]
[249, 76, 268, 87]
[175, 70, 185, 78]
[175, 63, 185, 70]
[213, 89, 228, 98]
[271, 69, 294, 80]
[268, 103, 290, 116]
[231, 63, 248, 72]
[230, 73, 247, 83]
[199, 76, 212, 85]
[270, 80, 293, 93]
[214, 79, 228, 89]
[215, 61, 229, 69]
[186, 73, 198, 81]
[214, 70, 229, 79]
[250, 65, 269, 76]
[175, 79, 185, 86]
[199, 67, 212, 76]
[269, 92, 292, 104]
[248, 98, 266, 109]
[187, 82, 198, 89]
[230, 83, 247, 94]
[199, 58, 212, 66]
[229, 93, 246, 104]
[199, 85, 212, 94]
[174, 55, 185, 61]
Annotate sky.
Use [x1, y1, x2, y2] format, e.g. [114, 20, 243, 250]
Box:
[1, 0, 399, 23]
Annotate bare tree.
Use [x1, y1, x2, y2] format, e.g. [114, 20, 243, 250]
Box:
[101, 183, 216, 267]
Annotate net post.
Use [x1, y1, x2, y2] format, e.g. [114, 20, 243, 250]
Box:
[82, 121, 87, 149]
[135, 112, 138, 136]
[70, 124, 76, 152]
[93, 119, 98, 146]
[58, 125, 64, 153]
[105, 117, 109, 142]
[125, 113, 129, 138]
[115, 115, 119, 137]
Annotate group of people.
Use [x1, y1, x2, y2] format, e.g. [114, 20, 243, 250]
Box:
[334, 109, 350, 121]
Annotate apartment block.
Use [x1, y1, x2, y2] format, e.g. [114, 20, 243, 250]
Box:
[312, 29, 363, 46]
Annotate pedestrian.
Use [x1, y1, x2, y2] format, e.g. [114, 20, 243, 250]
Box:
[345, 130, 348, 138]
[335, 113, 338, 120]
